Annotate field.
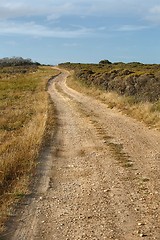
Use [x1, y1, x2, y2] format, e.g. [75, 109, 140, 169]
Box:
[59, 62, 160, 129]
[1, 65, 160, 239]
[0, 65, 59, 231]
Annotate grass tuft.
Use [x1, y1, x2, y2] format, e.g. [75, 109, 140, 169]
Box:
[0, 66, 59, 232]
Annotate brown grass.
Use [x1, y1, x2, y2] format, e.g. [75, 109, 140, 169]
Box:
[0, 66, 59, 232]
[67, 74, 160, 130]
[60, 62, 160, 102]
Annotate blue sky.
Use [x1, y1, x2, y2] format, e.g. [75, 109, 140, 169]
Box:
[0, 0, 160, 64]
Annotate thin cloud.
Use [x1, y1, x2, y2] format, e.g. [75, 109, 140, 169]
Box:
[0, 21, 94, 38]
[146, 5, 160, 24]
[0, 2, 46, 19]
[63, 43, 79, 47]
[5, 40, 17, 46]
[0, 0, 159, 38]
[117, 25, 149, 32]
[0, 0, 159, 20]
[150, 5, 160, 14]
[47, 3, 75, 21]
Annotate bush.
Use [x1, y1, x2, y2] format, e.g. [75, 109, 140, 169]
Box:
[61, 62, 160, 102]
[0, 57, 40, 67]
[99, 59, 112, 65]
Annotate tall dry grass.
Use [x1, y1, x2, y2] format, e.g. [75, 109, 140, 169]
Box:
[67, 74, 160, 130]
[0, 66, 59, 232]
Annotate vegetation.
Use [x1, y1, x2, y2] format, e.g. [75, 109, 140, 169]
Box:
[59, 61, 160, 102]
[59, 62, 160, 129]
[0, 64, 59, 232]
[99, 59, 112, 65]
[0, 57, 40, 67]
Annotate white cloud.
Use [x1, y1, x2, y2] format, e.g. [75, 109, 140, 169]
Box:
[0, 0, 158, 20]
[150, 5, 160, 14]
[0, 21, 94, 38]
[63, 43, 79, 47]
[0, 0, 159, 38]
[117, 25, 149, 32]
[5, 40, 17, 46]
[47, 3, 75, 20]
[146, 5, 160, 24]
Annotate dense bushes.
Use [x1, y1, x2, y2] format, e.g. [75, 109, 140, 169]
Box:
[0, 57, 40, 67]
[59, 62, 160, 102]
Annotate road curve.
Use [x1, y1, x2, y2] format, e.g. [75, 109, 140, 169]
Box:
[5, 69, 160, 240]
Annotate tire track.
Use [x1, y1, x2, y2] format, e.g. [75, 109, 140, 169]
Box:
[4, 70, 160, 240]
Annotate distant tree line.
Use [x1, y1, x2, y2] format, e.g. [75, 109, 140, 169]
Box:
[0, 57, 40, 67]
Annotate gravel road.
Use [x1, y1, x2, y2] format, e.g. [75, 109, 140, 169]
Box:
[5, 68, 160, 240]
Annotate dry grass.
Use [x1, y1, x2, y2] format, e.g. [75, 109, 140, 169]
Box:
[60, 62, 160, 130]
[67, 74, 160, 130]
[60, 62, 160, 102]
[0, 66, 59, 232]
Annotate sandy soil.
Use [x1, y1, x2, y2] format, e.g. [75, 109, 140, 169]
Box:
[3, 68, 160, 240]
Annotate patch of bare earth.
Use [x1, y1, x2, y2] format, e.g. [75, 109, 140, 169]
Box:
[3, 69, 160, 240]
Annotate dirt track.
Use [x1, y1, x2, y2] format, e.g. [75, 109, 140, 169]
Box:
[5, 69, 160, 239]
